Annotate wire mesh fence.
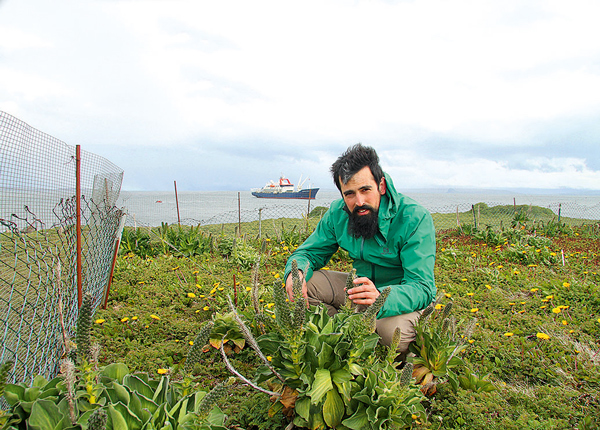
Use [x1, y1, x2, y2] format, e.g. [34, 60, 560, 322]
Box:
[1, 111, 125, 391]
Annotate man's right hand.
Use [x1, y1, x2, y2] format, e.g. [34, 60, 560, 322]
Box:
[285, 270, 308, 305]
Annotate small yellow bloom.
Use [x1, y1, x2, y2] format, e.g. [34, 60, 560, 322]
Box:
[504, 332, 514, 337]
[468, 339, 474, 344]
[187, 292, 196, 298]
[210, 288, 217, 294]
[485, 284, 492, 289]
[539, 305, 547, 309]
[441, 247, 446, 252]
[138, 281, 145, 284]
[562, 320, 568, 325]
[552, 307, 561, 314]
[266, 303, 275, 309]
[546, 295, 554, 299]
[131, 316, 138, 321]
[274, 273, 280, 278]
[203, 306, 210, 311]
[536, 332, 550, 340]
[189, 341, 194, 346]
[470, 308, 479, 313]
[218, 287, 224, 291]
[550, 252, 556, 256]
[121, 317, 129, 323]
[569, 330, 575, 333]
[509, 302, 516, 306]
[434, 304, 444, 310]
[563, 282, 570, 288]
[466, 292, 474, 296]
[530, 288, 539, 292]
[157, 368, 168, 374]
[192, 270, 199, 274]
[444, 293, 451, 298]
[171, 266, 179, 271]
[412, 414, 418, 420]
[266, 356, 272, 361]
[150, 314, 160, 320]
[196, 284, 202, 289]
[245, 287, 252, 292]
[461, 278, 468, 282]
[95, 319, 105, 324]
[497, 265, 504, 269]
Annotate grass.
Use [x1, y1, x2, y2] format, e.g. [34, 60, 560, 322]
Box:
[86, 214, 600, 429]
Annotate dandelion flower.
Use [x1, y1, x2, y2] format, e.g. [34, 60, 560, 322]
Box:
[504, 332, 514, 337]
[121, 317, 129, 323]
[562, 320, 568, 325]
[539, 305, 547, 309]
[412, 414, 418, 420]
[187, 292, 196, 298]
[218, 287, 224, 291]
[468, 339, 475, 344]
[485, 285, 492, 289]
[209, 288, 217, 294]
[171, 266, 179, 271]
[245, 287, 252, 292]
[444, 293, 452, 298]
[563, 282, 570, 288]
[266, 356, 272, 362]
[196, 284, 202, 289]
[274, 273, 280, 278]
[95, 319, 105, 324]
[461, 278, 467, 282]
[203, 306, 210, 311]
[157, 369, 168, 374]
[131, 316, 138, 321]
[434, 304, 444, 310]
[150, 314, 160, 320]
[467, 292, 474, 296]
[497, 265, 504, 269]
[530, 288, 539, 292]
[192, 270, 199, 275]
[189, 341, 194, 346]
[536, 333, 550, 340]
[552, 307, 561, 314]
[546, 295, 554, 299]
[470, 308, 479, 313]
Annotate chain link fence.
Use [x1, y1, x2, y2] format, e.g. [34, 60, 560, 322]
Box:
[1, 111, 125, 389]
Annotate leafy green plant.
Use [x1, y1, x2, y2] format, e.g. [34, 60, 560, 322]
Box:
[409, 299, 474, 396]
[164, 225, 213, 258]
[223, 262, 426, 429]
[119, 227, 157, 258]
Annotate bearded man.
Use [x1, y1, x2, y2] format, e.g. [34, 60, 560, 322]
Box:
[284, 143, 436, 355]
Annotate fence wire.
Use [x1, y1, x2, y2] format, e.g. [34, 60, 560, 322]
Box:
[1, 111, 124, 391]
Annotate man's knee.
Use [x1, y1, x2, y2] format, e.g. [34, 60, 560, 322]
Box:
[376, 310, 421, 354]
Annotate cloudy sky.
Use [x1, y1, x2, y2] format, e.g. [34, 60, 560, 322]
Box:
[1, 0, 599, 192]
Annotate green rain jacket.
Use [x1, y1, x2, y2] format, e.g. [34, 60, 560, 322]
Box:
[284, 173, 436, 318]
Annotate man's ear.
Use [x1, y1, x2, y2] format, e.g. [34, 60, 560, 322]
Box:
[379, 177, 386, 195]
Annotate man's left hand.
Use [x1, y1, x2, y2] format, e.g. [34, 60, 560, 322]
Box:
[346, 277, 380, 306]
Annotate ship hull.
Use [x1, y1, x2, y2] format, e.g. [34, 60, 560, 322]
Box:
[251, 188, 319, 199]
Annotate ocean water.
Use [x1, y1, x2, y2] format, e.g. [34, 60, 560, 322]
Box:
[115, 189, 600, 227]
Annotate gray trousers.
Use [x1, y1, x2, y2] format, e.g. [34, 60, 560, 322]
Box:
[306, 270, 421, 354]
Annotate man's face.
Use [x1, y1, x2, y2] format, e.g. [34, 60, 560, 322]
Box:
[340, 166, 386, 239]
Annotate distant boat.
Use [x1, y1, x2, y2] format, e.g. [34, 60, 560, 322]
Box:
[251, 176, 319, 199]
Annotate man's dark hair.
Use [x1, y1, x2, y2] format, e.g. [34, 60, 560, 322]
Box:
[330, 143, 384, 191]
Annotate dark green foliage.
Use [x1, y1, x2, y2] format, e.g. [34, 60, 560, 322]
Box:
[185, 321, 215, 373]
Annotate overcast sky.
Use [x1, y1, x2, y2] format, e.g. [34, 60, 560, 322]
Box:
[1, 0, 599, 192]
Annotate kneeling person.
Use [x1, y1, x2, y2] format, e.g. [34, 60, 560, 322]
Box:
[284, 144, 436, 355]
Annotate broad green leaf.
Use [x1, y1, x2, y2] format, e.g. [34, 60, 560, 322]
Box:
[206, 406, 226, 426]
[28, 399, 69, 430]
[110, 382, 131, 405]
[348, 362, 364, 376]
[31, 375, 49, 388]
[152, 376, 169, 404]
[295, 397, 311, 421]
[102, 363, 130, 384]
[307, 369, 333, 405]
[342, 404, 369, 430]
[317, 342, 334, 368]
[107, 404, 129, 430]
[3, 384, 25, 406]
[111, 402, 144, 430]
[323, 389, 344, 428]
[123, 375, 154, 399]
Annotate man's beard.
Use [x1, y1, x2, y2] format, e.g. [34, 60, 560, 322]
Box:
[346, 205, 380, 239]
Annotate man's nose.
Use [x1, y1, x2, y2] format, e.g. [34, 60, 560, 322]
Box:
[355, 194, 366, 207]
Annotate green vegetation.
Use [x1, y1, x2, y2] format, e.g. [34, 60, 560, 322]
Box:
[1, 204, 599, 429]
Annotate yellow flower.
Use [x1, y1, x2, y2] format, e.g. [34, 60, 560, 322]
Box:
[461, 278, 468, 282]
[274, 273, 280, 278]
[121, 317, 129, 323]
[434, 304, 444, 310]
[266, 303, 275, 309]
[412, 414, 418, 420]
[444, 293, 451, 298]
[196, 283, 202, 289]
[545, 295, 554, 299]
[562, 320, 568, 325]
[189, 341, 194, 346]
[441, 247, 446, 252]
[468, 339, 475, 344]
[192, 270, 199, 274]
[466, 292, 474, 296]
[504, 332, 514, 337]
[218, 287, 224, 291]
[150, 314, 160, 320]
[203, 306, 210, 311]
[530, 288, 539, 292]
[157, 369, 168, 374]
[552, 307, 561, 314]
[131, 316, 138, 321]
[539, 305, 547, 309]
[187, 292, 196, 298]
[497, 265, 504, 269]
[95, 319, 105, 324]
[550, 252, 556, 256]
[485, 285, 492, 289]
[138, 281, 145, 284]
[171, 266, 179, 271]
[470, 308, 479, 313]
[509, 302, 516, 306]
[199, 294, 205, 298]
[245, 287, 252, 292]
[536, 332, 550, 340]
[563, 282, 570, 288]
[528, 264, 538, 267]
[210, 288, 217, 294]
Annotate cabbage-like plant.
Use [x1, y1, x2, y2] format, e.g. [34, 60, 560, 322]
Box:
[223, 261, 427, 429]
